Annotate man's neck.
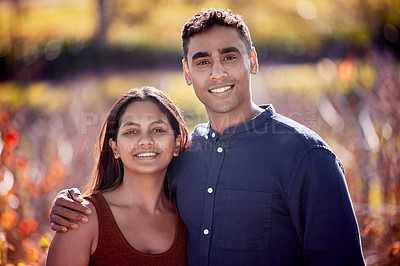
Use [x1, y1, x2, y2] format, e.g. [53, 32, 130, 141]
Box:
[207, 102, 263, 136]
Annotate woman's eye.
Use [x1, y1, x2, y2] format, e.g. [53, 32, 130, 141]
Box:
[153, 128, 166, 133]
[125, 130, 138, 135]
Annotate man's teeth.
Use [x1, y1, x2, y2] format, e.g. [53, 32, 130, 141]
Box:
[210, 86, 231, 93]
[136, 152, 157, 157]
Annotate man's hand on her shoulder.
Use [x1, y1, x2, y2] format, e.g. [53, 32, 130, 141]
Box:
[49, 188, 92, 232]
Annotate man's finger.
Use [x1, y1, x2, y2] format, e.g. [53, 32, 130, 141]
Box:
[54, 196, 91, 215]
[50, 214, 80, 230]
[51, 204, 89, 223]
[50, 222, 68, 233]
[69, 188, 84, 202]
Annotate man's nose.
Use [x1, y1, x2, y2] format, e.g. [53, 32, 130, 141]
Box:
[210, 61, 228, 80]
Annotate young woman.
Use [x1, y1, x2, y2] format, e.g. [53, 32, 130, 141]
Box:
[47, 86, 189, 265]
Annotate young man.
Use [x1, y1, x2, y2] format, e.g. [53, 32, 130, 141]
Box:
[49, 9, 365, 265]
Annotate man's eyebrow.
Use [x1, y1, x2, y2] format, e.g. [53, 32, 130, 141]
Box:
[191, 47, 240, 61]
[219, 47, 240, 54]
[192, 51, 210, 61]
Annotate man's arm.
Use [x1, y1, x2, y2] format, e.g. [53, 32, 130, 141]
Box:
[289, 148, 365, 265]
[49, 188, 92, 232]
[47, 199, 96, 266]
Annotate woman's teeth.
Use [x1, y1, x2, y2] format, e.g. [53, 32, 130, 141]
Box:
[136, 152, 157, 157]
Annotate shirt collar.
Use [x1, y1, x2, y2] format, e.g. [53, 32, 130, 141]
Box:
[206, 104, 276, 140]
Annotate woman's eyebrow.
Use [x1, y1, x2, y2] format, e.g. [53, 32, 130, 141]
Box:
[150, 119, 169, 125]
[121, 119, 168, 128]
[121, 121, 139, 128]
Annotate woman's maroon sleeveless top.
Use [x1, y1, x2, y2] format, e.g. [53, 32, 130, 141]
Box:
[86, 193, 188, 265]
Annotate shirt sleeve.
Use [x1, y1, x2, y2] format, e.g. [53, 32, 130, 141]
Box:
[288, 147, 365, 265]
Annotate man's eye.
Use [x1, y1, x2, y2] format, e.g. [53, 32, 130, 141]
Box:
[197, 60, 210, 65]
[224, 55, 236, 61]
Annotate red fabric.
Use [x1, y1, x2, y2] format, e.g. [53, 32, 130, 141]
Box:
[86, 193, 188, 265]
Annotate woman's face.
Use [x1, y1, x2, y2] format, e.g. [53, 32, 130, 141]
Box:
[110, 100, 180, 176]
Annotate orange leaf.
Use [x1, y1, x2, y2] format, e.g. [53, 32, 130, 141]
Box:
[18, 217, 38, 237]
[5, 128, 19, 150]
[337, 59, 355, 82]
[22, 239, 39, 263]
[0, 208, 19, 230]
[0, 109, 9, 125]
[387, 241, 400, 257]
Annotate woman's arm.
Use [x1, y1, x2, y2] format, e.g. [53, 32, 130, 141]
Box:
[46, 199, 98, 266]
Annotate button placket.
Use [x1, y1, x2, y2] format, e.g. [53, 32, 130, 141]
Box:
[199, 140, 225, 265]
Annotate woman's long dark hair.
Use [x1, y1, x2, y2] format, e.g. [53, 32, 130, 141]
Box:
[84, 86, 189, 196]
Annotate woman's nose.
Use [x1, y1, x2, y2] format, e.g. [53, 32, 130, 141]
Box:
[138, 133, 154, 146]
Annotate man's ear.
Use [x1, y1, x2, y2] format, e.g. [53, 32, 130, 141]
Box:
[109, 138, 119, 159]
[182, 59, 192, 85]
[250, 47, 258, 75]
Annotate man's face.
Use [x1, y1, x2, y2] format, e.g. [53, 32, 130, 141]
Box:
[183, 25, 258, 118]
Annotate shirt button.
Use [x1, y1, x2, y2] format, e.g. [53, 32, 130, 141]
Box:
[207, 187, 213, 193]
[211, 132, 216, 138]
[217, 147, 223, 153]
[203, 229, 209, 235]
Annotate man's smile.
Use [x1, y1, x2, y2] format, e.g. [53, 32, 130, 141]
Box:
[209, 85, 233, 94]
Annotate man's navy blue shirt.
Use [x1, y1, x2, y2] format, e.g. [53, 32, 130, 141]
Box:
[171, 105, 364, 266]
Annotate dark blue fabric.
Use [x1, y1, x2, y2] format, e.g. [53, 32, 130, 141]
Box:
[171, 105, 365, 266]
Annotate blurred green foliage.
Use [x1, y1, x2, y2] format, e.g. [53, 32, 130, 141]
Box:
[0, 0, 399, 80]
[1, 0, 399, 50]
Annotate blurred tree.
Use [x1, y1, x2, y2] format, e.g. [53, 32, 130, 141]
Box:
[95, 0, 109, 45]
[1, 0, 399, 81]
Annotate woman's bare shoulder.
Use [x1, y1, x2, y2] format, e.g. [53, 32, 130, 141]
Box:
[46, 199, 98, 266]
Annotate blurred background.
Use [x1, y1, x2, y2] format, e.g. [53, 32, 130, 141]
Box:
[0, 0, 399, 265]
